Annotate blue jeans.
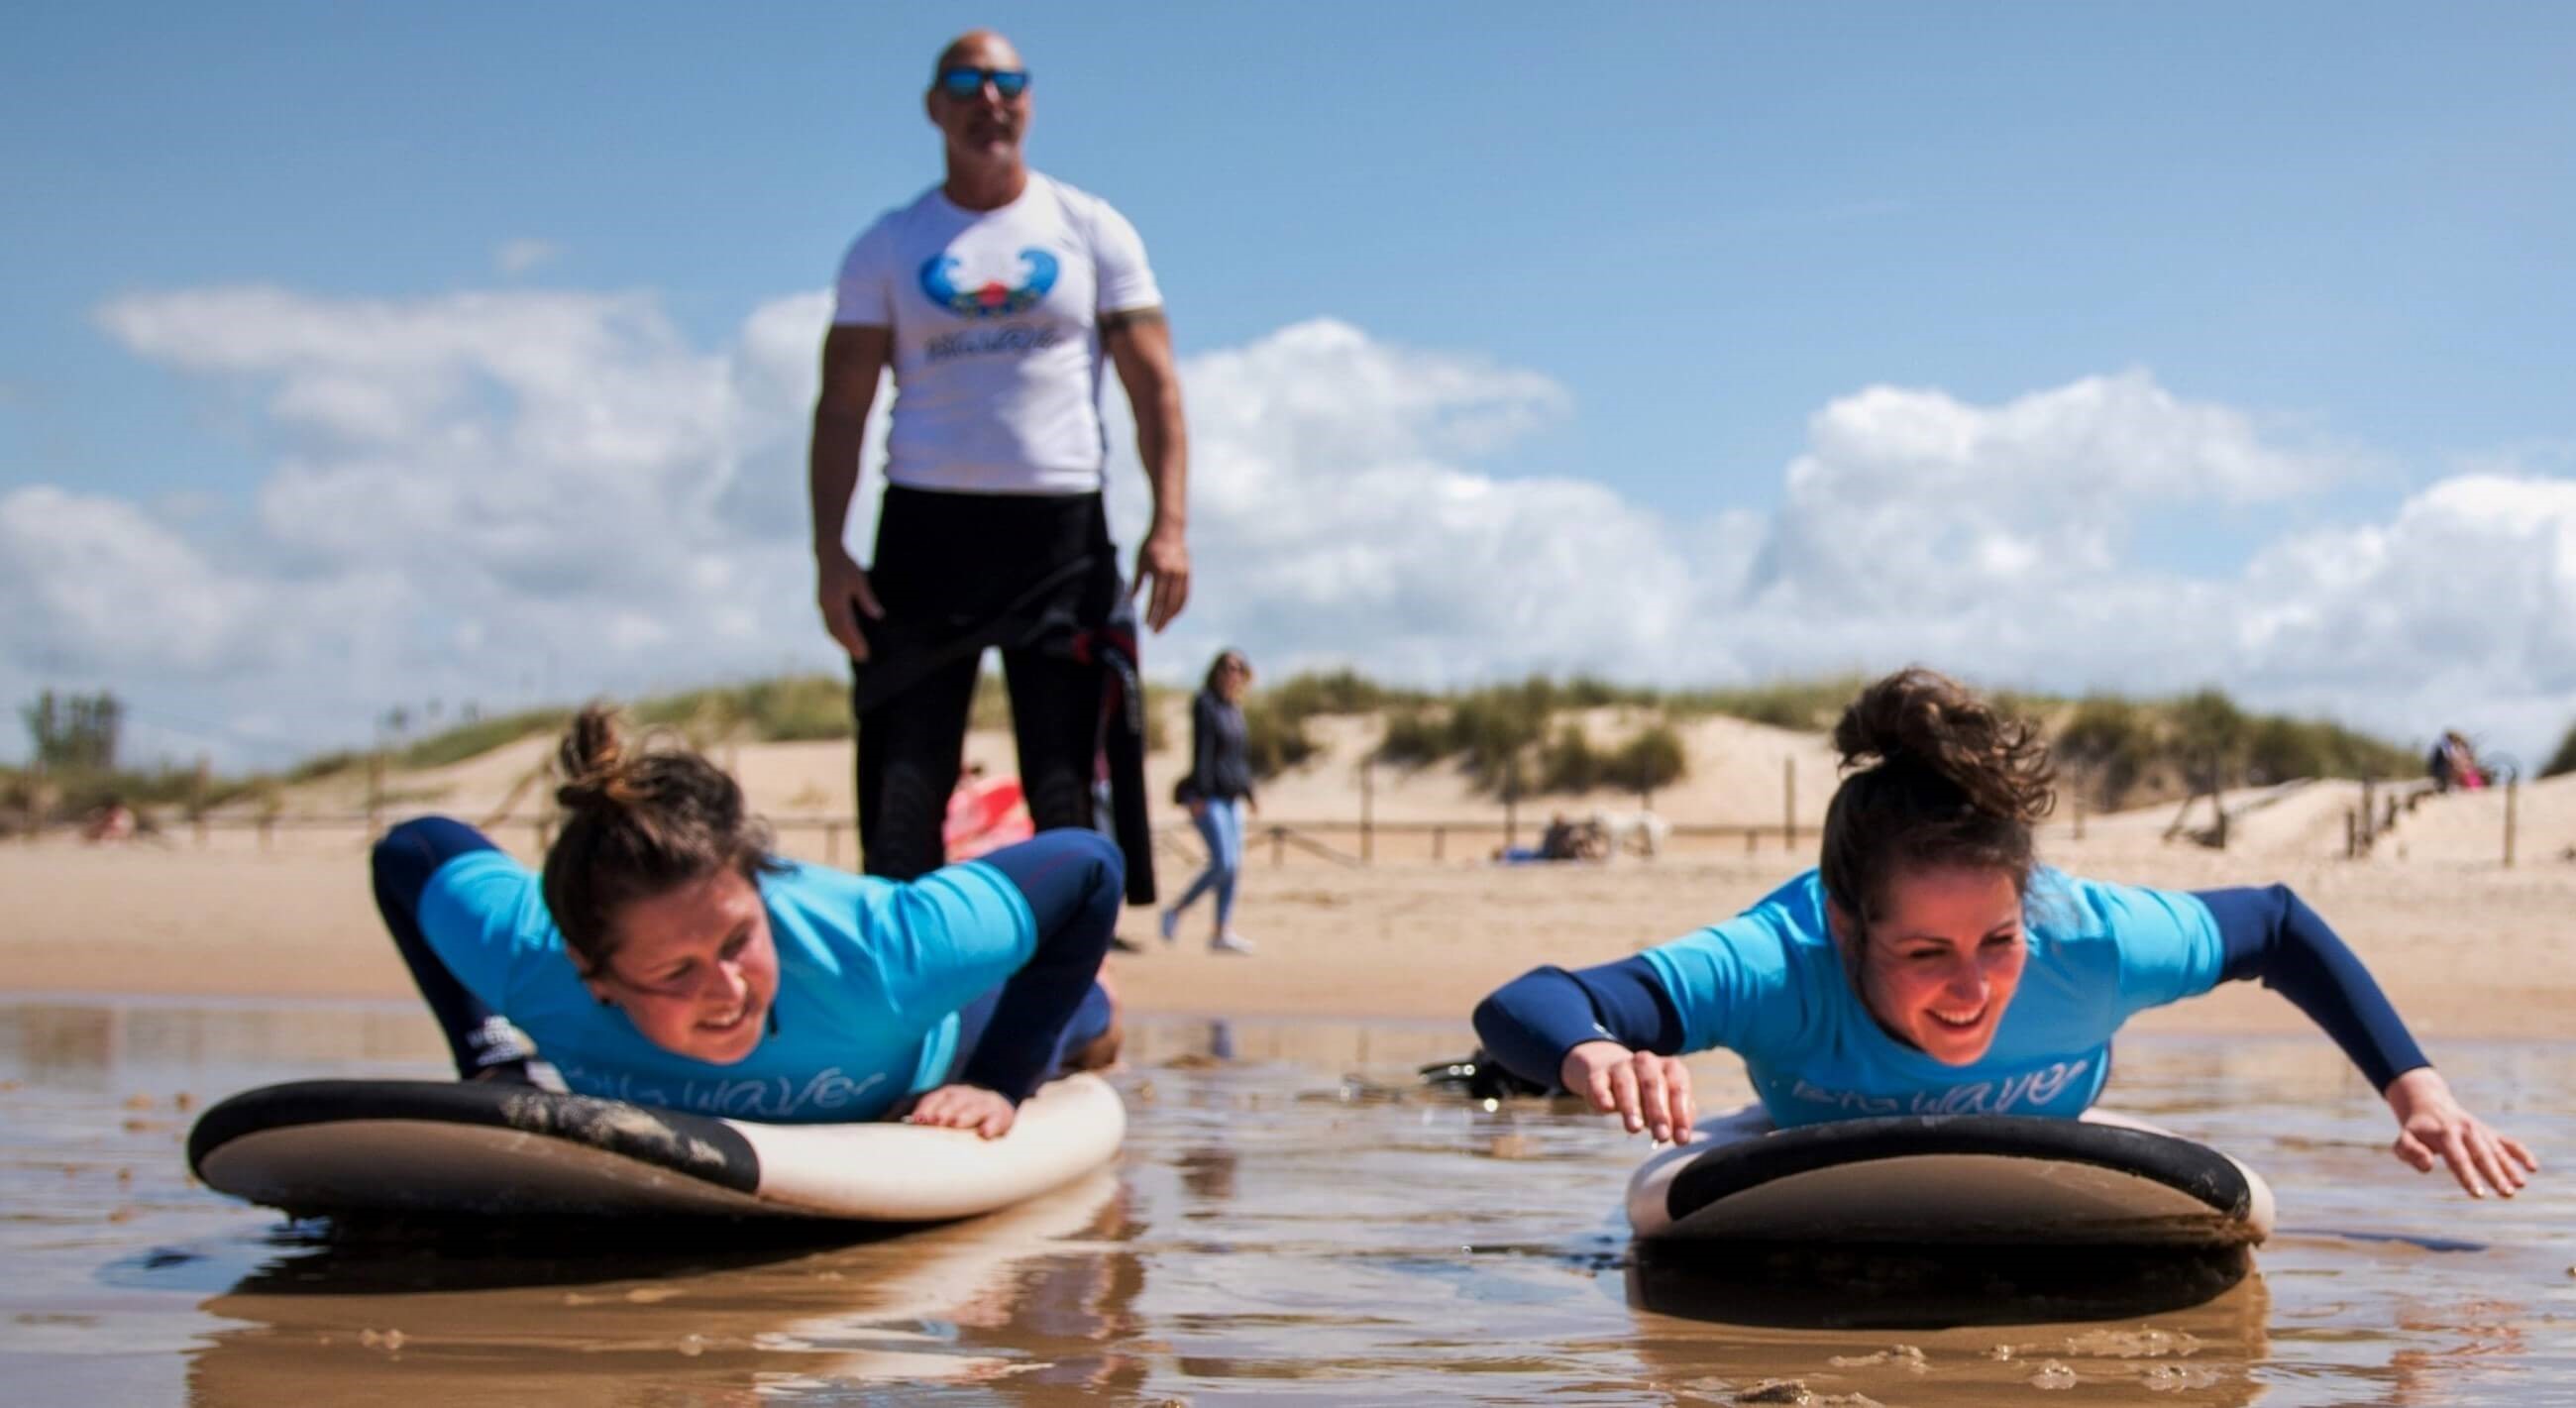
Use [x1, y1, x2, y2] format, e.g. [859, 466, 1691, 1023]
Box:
[1172, 797, 1244, 933]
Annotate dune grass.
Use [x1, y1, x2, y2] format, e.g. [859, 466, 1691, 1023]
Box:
[104, 665, 2425, 812]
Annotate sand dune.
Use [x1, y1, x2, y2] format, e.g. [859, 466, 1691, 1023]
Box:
[15, 706, 2568, 1042]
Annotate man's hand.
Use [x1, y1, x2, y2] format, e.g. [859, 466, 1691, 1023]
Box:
[1131, 522, 1189, 631]
[1560, 1039, 1696, 1144]
[815, 544, 884, 662]
[2385, 1066, 2538, 1199]
[905, 1082, 1018, 1139]
[1104, 309, 1188, 631]
[807, 323, 889, 658]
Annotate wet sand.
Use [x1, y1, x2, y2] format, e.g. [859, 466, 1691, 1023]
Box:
[5, 835, 2574, 1041]
[3, 1000, 2571, 1405]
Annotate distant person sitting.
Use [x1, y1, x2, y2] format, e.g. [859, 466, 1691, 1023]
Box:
[1496, 813, 1595, 864]
[80, 797, 138, 843]
[2429, 731, 2488, 793]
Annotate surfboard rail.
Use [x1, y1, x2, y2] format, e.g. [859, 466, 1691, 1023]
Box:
[1628, 1108, 2274, 1246]
[189, 1073, 1126, 1223]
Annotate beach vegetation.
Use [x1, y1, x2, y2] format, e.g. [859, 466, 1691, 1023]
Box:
[2543, 720, 2576, 780]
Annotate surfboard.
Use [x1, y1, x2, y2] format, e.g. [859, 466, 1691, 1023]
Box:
[187, 1072, 1126, 1223]
[1627, 1105, 2274, 1247]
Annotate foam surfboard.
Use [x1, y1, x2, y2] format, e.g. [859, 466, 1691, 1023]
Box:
[1627, 1105, 2274, 1247]
[187, 1073, 1126, 1222]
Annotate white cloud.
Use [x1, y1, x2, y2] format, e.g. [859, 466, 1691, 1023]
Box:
[0, 486, 270, 676]
[12, 288, 2571, 769]
[494, 238, 561, 276]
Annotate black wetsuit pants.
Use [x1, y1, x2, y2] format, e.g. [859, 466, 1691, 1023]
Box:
[852, 485, 1121, 881]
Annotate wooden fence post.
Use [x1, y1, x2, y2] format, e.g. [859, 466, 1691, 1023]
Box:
[1782, 757, 1796, 849]
[1359, 759, 1374, 865]
[1270, 825, 1286, 868]
[2505, 772, 2519, 869]
[1432, 825, 1445, 862]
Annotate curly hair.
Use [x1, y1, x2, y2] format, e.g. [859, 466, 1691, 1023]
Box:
[539, 704, 785, 972]
[1818, 667, 2056, 932]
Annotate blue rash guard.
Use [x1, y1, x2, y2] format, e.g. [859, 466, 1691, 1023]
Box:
[417, 849, 1036, 1124]
[1473, 867, 2428, 1129]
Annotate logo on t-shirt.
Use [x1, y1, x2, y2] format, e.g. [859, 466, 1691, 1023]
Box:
[919, 248, 1060, 317]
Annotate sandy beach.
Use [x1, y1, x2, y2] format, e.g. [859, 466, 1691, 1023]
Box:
[7, 714, 2572, 1041]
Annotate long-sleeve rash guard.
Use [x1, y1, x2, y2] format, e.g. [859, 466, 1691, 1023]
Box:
[377, 819, 1120, 1123]
[1472, 868, 2427, 1128]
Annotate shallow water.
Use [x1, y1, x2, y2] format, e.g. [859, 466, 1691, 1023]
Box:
[2, 997, 2572, 1405]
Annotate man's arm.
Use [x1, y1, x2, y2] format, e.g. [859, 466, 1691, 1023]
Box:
[1103, 308, 1189, 631]
[809, 324, 893, 661]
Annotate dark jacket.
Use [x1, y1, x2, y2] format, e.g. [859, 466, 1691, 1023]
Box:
[1176, 689, 1255, 805]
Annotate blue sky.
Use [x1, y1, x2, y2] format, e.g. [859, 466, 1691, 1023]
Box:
[5, 3, 2574, 767]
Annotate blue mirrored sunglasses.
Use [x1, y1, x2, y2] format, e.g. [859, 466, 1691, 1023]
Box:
[938, 66, 1030, 100]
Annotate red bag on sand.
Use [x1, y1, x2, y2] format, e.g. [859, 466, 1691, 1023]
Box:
[944, 775, 1034, 861]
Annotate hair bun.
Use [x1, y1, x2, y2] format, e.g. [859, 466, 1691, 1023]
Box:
[553, 703, 640, 813]
[1832, 667, 2054, 825]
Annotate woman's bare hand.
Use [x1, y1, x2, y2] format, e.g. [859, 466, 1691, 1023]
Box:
[2385, 1066, 2538, 1199]
[905, 1083, 1017, 1139]
[1560, 1040, 1695, 1143]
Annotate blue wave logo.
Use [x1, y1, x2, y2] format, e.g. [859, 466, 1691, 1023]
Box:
[919, 248, 1059, 318]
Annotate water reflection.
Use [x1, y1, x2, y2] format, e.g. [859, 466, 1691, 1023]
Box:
[184, 1171, 1144, 1401]
[1628, 1241, 2256, 1330]
[3, 996, 2573, 1406]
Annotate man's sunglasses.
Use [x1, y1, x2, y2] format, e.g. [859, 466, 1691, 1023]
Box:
[937, 66, 1030, 100]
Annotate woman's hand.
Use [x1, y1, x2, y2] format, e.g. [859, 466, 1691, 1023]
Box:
[905, 1083, 1018, 1139]
[1560, 1039, 1696, 1143]
[2384, 1067, 2538, 1198]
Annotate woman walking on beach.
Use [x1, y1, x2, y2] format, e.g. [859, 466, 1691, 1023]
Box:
[371, 705, 1120, 1136]
[1163, 650, 1257, 955]
[1472, 668, 2537, 1201]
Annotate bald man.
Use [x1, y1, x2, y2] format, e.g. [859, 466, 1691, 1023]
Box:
[810, 31, 1188, 886]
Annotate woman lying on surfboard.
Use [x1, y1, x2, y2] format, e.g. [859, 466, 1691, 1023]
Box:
[372, 705, 1121, 1136]
[1473, 668, 2538, 1200]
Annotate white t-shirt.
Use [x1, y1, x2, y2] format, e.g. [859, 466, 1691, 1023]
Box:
[832, 172, 1161, 495]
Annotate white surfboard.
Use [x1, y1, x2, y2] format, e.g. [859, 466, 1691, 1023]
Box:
[1627, 1105, 2274, 1247]
[188, 1074, 1126, 1222]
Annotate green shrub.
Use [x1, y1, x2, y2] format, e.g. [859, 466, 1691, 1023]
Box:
[1374, 706, 1449, 766]
[1447, 683, 1552, 786]
[1603, 722, 1688, 794]
[280, 749, 364, 785]
[738, 676, 852, 741]
[1265, 669, 1424, 720]
[1664, 675, 1868, 731]
[397, 708, 574, 769]
[1238, 696, 1318, 779]
[1538, 723, 1601, 793]
[2053, 696, 2155, 809]
[2542, 720, 2576, 779]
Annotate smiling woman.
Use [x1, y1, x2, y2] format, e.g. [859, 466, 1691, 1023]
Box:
[1472, 668, 2540, 1204]
[368, 704, 1124, 1137]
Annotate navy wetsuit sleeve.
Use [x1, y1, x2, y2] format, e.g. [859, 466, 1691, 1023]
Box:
[371, 816, 533, 1077]
[1472, 957, 1685, 1092]
[955, 831, 1123, 1104]
[2196, 885, 2429, 1093]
